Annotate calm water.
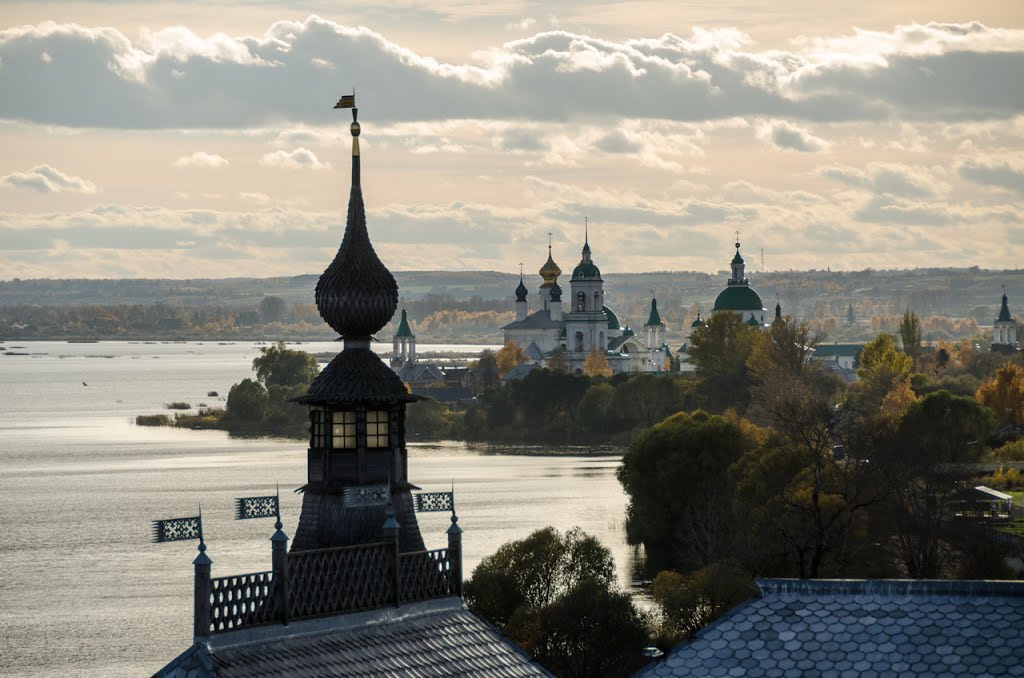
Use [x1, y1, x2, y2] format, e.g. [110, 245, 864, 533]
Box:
[0, 341, 638, 677]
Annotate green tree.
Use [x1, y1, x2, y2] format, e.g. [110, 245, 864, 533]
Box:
[225, 378, 268, 421]
[846, 304, 855, 326]
[473, 350, 500, 390]
[252, 341, 319, 388]
[465, 527, 648, 678]
[857, 333, 912, 384]
[405, 398, 452, 438]
[617, 410, 763, 570]
[577, 383, 616, 433]
[687, 312, 758, 411]
[258, 295, 288, 323]
[898, 310, 923, 362]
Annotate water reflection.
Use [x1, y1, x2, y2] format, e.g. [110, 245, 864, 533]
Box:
[0, 342, 644, 676]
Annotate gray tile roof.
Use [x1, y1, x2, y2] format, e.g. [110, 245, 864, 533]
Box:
[297, 347, 416, 404]
[154, 598, 552, 678]
[501, 309, 563, 331]
[638, 578, 1024, 678]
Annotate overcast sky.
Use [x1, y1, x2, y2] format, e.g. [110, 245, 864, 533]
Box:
[1, 1, 1023, 279]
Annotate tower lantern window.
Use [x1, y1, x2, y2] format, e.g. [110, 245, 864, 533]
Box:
[366, 410, 390, 448]
[311, 408, 325, 447]
[331, 410, 357, 449]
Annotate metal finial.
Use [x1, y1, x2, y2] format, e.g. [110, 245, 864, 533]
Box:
[735, 230, 741, 249]
[585, 217, 589, 244]
[547, 232, 552, 252]
[275, 483, 282, 530]
[519, 262, 523, 277]
[197, 504, 206, 552]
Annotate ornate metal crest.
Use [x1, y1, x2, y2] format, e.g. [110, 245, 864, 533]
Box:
[343, 483, 390, 507]
[235, 495, 279, 520]
[414, 491, 454, 513]
[151, 515, 202, 543]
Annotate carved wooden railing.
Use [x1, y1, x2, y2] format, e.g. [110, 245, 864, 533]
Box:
[200, 537, 460, 636]
[209, 571, 276, 633]
[288, 542, 394, 619]
[399, 548, 453, 602]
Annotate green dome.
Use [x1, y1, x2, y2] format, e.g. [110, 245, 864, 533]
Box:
[572, 261, 602, 279]
[603, 305, 620, 330]
[745, 315, 761, 326]
[713, 285, 764, 312]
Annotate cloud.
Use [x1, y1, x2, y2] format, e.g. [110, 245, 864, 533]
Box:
[819, 162, 943, 198]
[258, 147, 329, 170]
[173, 151, 229, 168]
[0, 165, 97, 193]
[958, 156, 1024, 196]
[1, 18, 1022, 128]
[757, 120, 830, 152]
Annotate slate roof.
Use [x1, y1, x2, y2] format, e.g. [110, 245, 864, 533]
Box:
[638, 578, 1024, 678]
[502, 362, 540, 382]
[156, 598, 552, 678]
[411, 385, 476, 405]
[297, 348, 416, 404]
[812, 343, 863, 358]
[501, 309, 563, 331]
[524, 341, 544, 361]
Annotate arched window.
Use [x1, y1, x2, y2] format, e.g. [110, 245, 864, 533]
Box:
[594, 291, 600, 309]
[575, 331, 584, 352]
[599, 331, 605, 348]
[576, 292, 586, 311]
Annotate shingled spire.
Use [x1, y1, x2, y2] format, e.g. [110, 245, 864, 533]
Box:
[294, 96, 422, 553]
[314, 103, 398, 343]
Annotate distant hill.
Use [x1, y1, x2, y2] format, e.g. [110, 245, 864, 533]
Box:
[1, 267, 1021, 344]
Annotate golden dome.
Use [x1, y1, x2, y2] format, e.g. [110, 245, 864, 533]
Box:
[539, 246, 561, 288]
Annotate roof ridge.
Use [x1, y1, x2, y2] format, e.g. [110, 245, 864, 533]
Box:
[756, 578, 1024, 598]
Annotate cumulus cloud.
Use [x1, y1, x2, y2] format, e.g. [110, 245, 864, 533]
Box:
[819, 162, 943, 198]
[958, 156, 1024, 195]
[173, 151, 229, 168]
[0, 165, 97, 193]
[757, 120, 830, 152]
[258, 147, 329, 170]
[1, 18, 1022, 128]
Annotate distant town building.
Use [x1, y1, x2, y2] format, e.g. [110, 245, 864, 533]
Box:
[154, 98, 547, 677]
[391, 307, 416, 367]
[502, 235, 671, 374]
[676, 310, 705, 373]
[992, 288, 1019, 354]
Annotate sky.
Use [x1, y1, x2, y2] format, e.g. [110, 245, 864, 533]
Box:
[1, 1, 1023, 280]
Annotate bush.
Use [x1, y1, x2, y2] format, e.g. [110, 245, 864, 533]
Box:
[165, 401, 191, 410]
[225, 378, 268, 421]
[989, 440, 1024, 462]
[136, 414, 172, 426]
[207, 390, 219, 397]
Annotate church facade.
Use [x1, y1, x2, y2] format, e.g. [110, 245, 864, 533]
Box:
[500, 236, 673, 374]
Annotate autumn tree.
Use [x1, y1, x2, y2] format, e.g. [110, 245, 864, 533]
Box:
[976, 362, 1024, 426]
[583, 347, 613, 377]
[495, 340, 528, 376]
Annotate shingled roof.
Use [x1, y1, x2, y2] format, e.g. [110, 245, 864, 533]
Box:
[296, 347, 416, 404]
[156, 598, 552, 678]
[639, 578, 1024, 678]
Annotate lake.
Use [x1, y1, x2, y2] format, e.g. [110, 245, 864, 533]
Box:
[0, 341, 641, 677]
